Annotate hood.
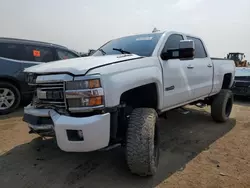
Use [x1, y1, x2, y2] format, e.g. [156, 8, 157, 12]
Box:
[235, 67, 250, 77]
[24, 54, 142, 75]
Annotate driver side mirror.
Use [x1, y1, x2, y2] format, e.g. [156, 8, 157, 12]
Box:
[161, 40, 195, 60]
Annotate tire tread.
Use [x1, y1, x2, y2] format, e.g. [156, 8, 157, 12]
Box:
[126, 108, 158, 176]
[211, 89, 233, 122]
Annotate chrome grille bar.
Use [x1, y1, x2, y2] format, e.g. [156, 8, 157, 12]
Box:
[34, 82, 66, 109]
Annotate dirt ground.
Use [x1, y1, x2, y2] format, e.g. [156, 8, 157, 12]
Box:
[0, 98, 250, 188]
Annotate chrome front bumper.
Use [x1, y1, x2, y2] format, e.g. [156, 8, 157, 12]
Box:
[23, 105, 111, 152]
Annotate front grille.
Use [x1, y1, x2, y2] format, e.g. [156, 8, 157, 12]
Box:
[235, 76, 250, 81]
[233, 81, 250, 88]
[34, 82, 66, 109]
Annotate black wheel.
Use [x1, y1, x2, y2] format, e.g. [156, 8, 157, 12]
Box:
[126, 108, 160, 176]
[0, 82, 21, 115]
[211, 89, 233, 122]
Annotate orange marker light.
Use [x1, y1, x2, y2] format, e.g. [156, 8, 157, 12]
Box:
[89, 79, 101, 88]
[89, 96, 102, 106]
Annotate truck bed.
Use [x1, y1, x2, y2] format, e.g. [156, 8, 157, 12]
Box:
[210, 58, 235, 94]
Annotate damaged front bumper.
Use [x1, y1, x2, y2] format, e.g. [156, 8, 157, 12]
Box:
[23, 105, 111, 152]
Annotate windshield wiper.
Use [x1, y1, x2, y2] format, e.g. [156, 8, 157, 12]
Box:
[97, 48, 106, 55]
[113, 48, 131, 54]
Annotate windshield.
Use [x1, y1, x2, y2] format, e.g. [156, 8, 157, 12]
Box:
[92, 33, 163, 57]
[238, 54, 244, 61]
[228, 53, 243, 61]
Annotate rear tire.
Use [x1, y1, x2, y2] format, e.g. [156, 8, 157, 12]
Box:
[126, 108, 159, 176]
[211, 89, 233, 122]
[0, 82, 21, 115]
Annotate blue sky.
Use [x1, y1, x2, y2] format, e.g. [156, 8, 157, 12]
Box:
[0, 0, 249, 59]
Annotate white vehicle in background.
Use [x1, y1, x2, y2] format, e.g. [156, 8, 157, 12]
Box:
[231, 67, 250, 96]
[23, 31, 235, 176]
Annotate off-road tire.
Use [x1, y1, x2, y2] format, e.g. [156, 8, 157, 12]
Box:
[0, 81, 21, 115]
[126, 108, 159, 176]
[211, 89, 233, 122]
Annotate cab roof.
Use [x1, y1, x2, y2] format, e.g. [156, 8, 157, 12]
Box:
[0, 37, 68, 50]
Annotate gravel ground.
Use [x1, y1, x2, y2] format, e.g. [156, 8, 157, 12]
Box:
[0, 98, 250, 188]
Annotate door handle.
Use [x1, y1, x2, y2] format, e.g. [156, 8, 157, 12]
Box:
[187, 65, 194, 69]
[207, 64, 213, 68]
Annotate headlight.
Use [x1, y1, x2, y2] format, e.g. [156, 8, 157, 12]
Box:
[65, 76, 104, 112]
[66, 88, 104, 107]
[66, 79, 101, 90]
[25, 72, 37, 85]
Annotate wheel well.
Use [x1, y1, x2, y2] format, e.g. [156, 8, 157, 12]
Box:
[120, 83, 158, 109]
[0, 77, 20, 91]
[222, 73, 232, 89]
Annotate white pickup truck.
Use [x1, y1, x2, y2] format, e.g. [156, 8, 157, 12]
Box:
[23, 31, 235, 176]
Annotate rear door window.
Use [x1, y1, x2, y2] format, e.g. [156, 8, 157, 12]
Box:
[0, 43, 26, 60]
[24, 45, 54, 62]
[56, 49, 79, 60]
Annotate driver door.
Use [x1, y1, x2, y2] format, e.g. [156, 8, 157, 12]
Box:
[159, 34, 193, 108]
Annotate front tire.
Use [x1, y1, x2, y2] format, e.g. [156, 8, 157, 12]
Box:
[0, 82, 21, 115]
[211, 89, 233, 122]
[126, 108, 160, 176]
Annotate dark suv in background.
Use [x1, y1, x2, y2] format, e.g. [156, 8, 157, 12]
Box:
[0, 37, 80, 114]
